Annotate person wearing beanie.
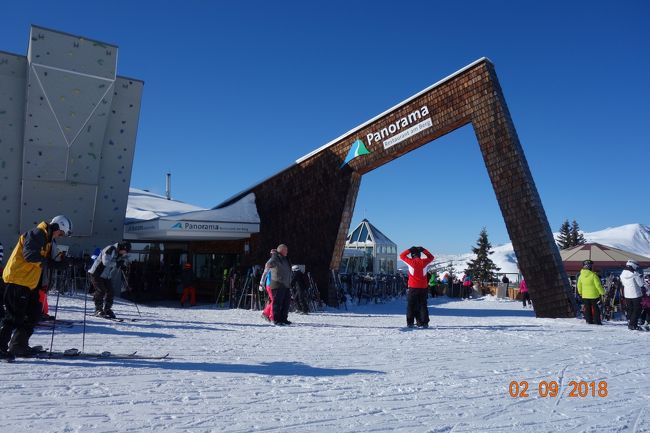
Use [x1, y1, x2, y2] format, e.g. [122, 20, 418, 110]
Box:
[291, 265, 310, 315]
[87, 242, 131, 319]
[577, 260, 605, 325]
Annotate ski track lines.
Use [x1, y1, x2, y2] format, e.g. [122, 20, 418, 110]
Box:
[0, 296, 648, 433]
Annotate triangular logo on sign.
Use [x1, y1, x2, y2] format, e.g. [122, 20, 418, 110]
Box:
[171, 222, 183, 229]
[340, 138, 371, 168]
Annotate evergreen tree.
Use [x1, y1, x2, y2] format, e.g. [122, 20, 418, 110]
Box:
[570, 220, 586, 246]
[556, 219, 572, 249]
[465, 227, 501, 285]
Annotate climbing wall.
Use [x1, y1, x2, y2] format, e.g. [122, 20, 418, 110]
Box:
[0, 51, 27, 252]
[92, 76, 143, 248]
[0, 25, 142, 255]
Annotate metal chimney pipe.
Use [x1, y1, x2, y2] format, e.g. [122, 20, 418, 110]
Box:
[165, 172, 171, 200]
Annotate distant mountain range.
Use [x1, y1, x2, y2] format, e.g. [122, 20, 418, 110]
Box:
[409, 223, 650, 275]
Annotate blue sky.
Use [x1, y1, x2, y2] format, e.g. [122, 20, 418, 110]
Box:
[3, 0, 649, 254]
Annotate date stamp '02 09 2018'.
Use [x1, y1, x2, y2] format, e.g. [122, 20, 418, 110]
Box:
[508, 380, 608, 398]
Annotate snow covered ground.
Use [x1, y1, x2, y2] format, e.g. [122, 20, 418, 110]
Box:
[1, 294, 649, 433]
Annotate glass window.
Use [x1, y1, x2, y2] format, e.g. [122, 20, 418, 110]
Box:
[350, 226, 362, 243]
[359, 224, 369, 243]
[193, 253, 238, 280]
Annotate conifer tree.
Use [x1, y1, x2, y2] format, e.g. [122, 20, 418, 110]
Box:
[556, 219, 572, 249]
[570, 220, 586, 246]
[465, 227, 501, 285]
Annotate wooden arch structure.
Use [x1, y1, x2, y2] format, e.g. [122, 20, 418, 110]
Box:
[233, 58, 575, 318]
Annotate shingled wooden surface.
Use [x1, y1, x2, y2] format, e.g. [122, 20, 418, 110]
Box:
[249, 59, 575, 318]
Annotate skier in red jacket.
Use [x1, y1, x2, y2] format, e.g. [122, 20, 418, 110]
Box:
[399, 246, 435, 328]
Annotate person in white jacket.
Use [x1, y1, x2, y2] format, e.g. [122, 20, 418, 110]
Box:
[620, 260, 644, 331]
[88, 242, 131, 318]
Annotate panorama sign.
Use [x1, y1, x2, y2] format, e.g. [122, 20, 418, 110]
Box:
[366, 106, 432, 150]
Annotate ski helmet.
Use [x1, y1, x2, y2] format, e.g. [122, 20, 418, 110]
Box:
[50, 215, 72, 236]
[582, 259, 593, 269]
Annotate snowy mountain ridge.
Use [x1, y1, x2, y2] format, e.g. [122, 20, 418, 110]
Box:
[420, 223, 650, 275]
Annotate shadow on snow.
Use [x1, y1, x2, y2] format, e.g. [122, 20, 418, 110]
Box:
[21, 359, 383, 377]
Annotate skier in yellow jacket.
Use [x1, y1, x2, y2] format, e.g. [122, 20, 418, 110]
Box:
[577, 259, 606, 325]
[0, 216, 72, 361]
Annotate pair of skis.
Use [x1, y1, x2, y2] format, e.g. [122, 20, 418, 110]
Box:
[86, 314, 140, 323]
[29, 346, 169, 360]
[35, 319, 80, 329]
[36, 315, 137, 329]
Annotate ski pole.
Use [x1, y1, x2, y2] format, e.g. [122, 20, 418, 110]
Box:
[121, 269, 141, 317]
[82, 274, 89, 354]
[48, 285, 61, 358]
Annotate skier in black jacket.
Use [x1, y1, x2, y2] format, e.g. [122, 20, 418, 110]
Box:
[291, 265, 309, 314]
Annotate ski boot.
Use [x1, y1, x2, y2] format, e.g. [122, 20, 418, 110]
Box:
[9, 345, 43, 358]
[0, 349, 15, 363]
[103, 309, 116, 319]
[94, 309, 106, 318]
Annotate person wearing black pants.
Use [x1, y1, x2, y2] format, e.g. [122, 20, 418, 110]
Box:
[577, 260, 605, 325]
[399, 246, 435, 328]
[0, 215, 71, 360]
[406, 288, 429, 327]
[291, 266, 310, 314]
[0, 284, 42, 354]
[582, 298, 601, 325]
[265, 244, 292, 326]
[87, 242, 131, 319]
[620, 260, 645, 331]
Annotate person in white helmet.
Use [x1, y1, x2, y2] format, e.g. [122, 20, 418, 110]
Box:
[620, 260, 645, 331]
[0, 216, 72, 361]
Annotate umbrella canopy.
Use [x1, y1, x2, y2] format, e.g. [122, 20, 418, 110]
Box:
[560, 243, 650, 273]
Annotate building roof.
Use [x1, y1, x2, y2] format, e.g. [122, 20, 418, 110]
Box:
[124, 188, 260, 241]
[560, 242, 650, 272]
[126, 188, 206, 223]
[346, 219, 396, 247]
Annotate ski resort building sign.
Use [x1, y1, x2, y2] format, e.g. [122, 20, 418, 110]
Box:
[125, 219, 260, 240]
[366, 106, 432, 149]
